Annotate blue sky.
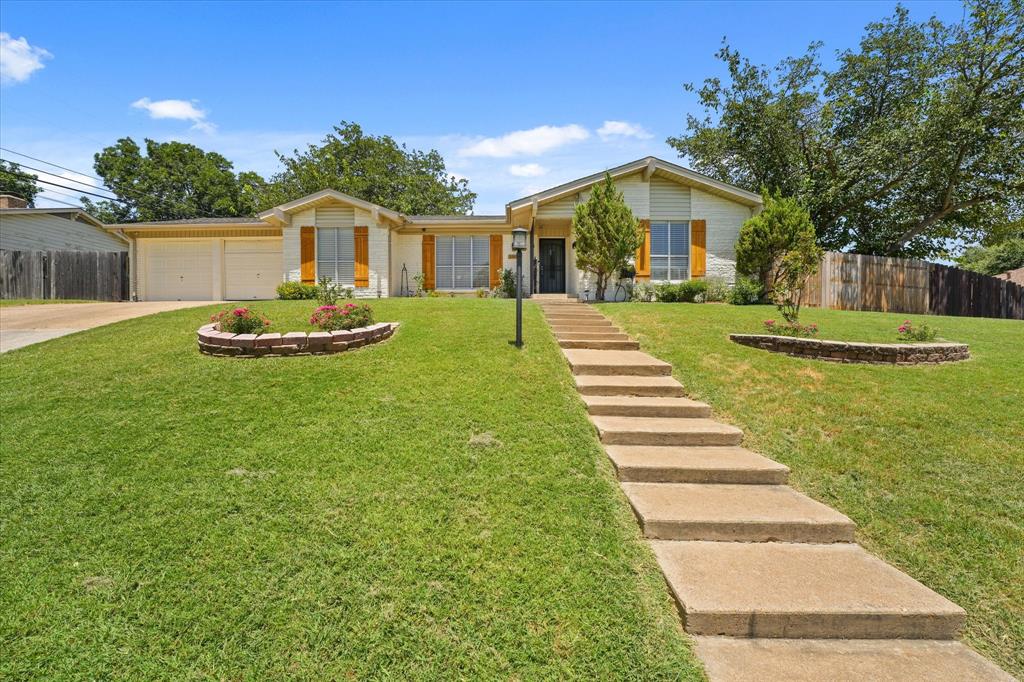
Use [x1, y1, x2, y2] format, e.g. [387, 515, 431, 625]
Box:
[2, 0, 964, 214]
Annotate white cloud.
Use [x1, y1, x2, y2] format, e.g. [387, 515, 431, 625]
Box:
[459, 124, 589, 158]
[131, 97, 217, 133]
[508, 163, 548, 178]
[0, 33, 52, 85]
[597, 120, 653, 141]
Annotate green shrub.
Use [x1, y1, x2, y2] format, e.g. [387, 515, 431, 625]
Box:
[309, 303, 374, 331]
[315, 276, 353, 306]
[276, 281, 317, 300]
[210, 307, 271, 334]
[897, 320, 938, 342]
[491, 268, 516, 298]
[655, 279, 708, 303]
[704, 277, 730, 302]
[631, 281, 655, 302]
[727, 277, 763, 305]
[763, 319, 818, 337]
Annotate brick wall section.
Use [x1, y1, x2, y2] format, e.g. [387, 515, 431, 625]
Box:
[729, 334, 969, 365]
[198, 322, 399, 357]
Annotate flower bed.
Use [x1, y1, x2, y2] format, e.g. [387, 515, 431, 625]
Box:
[729, 334, 969, 365]
[197, 322, 399, 357]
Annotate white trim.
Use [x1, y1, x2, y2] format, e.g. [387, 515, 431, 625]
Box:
[259, 189, 403, 225]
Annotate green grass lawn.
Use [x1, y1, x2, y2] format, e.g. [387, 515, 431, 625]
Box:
[599, 302, 1024, 676]
[0, 299, 703, 680]
[0, 298, 97, 307]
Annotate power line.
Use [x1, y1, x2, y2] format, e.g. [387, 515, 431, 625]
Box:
[37, 186, 92, 204]
[0, 146, 105, 183]
[33, 196, 84, 209]
[32, 177, 129, 203]
[0, 158, 122, 202]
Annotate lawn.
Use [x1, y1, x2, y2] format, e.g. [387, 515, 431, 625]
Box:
[0, 299, 703, 680]
[599, 302, 1024, 676]
[0, 298, 97, 307]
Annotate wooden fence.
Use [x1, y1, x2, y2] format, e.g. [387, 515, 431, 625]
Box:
[0, 249, 130, 302]
[802, 251, 1023, 320]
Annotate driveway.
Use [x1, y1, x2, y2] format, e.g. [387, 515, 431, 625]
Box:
[0, 301, 217, 353]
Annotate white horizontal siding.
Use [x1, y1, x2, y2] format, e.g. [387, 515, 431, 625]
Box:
[651, 176, 691, 220]
[0, 213, 127, 252]
[316, 207, 355, 228]
[618, 172, 649, 219]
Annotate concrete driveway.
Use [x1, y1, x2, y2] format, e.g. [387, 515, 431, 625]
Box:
[0, 301, 218, 353]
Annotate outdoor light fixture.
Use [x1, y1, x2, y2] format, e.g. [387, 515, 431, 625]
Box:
[511, 227, 528, 348]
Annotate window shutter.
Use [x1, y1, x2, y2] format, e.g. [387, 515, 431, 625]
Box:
[691, 219, 707, 278]
[422, 235, 435, 290]
[300, 226, 316, 284]
[635, 219, 651, 278]
[489, 234, 503, 288]
[354, 226, 369, 287]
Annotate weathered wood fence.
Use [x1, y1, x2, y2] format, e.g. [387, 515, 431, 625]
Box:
[0, 249, 130, 302]
[802, 251, 1023, 320]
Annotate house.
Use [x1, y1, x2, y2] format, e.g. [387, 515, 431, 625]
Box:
[0, 195, 128, 253]
[104, 157, 762, 301]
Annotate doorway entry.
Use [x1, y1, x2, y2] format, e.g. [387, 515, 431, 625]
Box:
[538, 238, 566, 294]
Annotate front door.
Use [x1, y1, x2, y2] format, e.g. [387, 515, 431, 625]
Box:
[539, 239, 566, 293]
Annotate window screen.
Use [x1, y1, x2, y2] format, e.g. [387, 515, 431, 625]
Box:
[650, 221, 690, 281]
[435, 235, 490, 289]
[317, 227, 355, 286]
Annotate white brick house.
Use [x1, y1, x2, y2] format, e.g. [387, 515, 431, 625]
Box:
[106, 157, 762, 301]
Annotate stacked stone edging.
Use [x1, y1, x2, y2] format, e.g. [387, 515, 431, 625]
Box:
[198, 322, 398, 357]
[730, 334, 969, 365]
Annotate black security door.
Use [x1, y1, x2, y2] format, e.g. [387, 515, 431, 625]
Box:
[539, 239, 566, 293]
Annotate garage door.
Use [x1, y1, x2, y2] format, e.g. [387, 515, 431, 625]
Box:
[224, 240, 282, 300]
[145, 240, 213, 301]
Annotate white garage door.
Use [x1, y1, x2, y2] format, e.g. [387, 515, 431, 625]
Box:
[145, 240, 213, 301]
[224, 240, 281, 300]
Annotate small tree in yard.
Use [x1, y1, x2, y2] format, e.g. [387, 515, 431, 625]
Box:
[736, 193, 821, 322]
[572, 174, 643, 301]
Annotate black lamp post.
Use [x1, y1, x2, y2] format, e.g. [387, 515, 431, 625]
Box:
[511, 227, 528, 348]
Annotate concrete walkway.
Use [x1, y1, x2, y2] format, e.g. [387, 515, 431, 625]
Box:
[540, 296, 1012, 681]
[0, 301, 217, 353]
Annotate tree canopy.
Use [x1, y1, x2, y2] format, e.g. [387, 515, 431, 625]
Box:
[0, 161, 41, 206]
[669, 0, 1024, 258]
[258, 122, 476, 215]
[82, 138, 264, 223]
[572, 174, 643, 301]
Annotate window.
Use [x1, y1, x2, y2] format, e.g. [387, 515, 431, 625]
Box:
[435, 235, 490, 289]
[317, 227, 355, 286]
[650, 221, 690, 281]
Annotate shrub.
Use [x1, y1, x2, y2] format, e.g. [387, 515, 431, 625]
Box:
[315, 276, 353, 306]
[631, 281, 655, 302]
[211, 307, 270, 334]
[276, 281, 317, 300]
[704, 277, 730, 302]
[309, 303, 374, 331]
[490, 268, 516, 298]
[655, 279, 709, 303]
[727, 276, 763, 305]
[475, 288, 488, 298]
[763, 319, 819, 337]
[897, 320, 938, 342]
[412, 272, 427, 297]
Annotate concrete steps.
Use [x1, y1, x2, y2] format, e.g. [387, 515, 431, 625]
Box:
[652, 541, 966, 639]
[606, 445, 790, 484]
[693, 637, 1016, 682]
[583, 395, 711, 418]
[591, 415, 744, 446]
[548, 319, 617, 329]
[563, 349, 672, 376]
[559, 339, 640, 350]
[574, 374, 686, 397]
[623, 483, 856, 543]
[555, 331, 631, 341]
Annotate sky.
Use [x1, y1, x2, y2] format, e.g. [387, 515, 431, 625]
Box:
[1, 0, 966, 215]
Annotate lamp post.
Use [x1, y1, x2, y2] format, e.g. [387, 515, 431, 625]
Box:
[511, 227, 528, 348]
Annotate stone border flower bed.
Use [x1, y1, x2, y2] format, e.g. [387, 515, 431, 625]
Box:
[197, 322, 399, 357]
[729, 334, 969, 365]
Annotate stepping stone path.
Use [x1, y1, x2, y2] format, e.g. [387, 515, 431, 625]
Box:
[537, 295, 1013, 681]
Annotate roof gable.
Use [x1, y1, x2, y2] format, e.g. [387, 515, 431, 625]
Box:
[258, 189, 403, 226]
[505, 157, 762, 216]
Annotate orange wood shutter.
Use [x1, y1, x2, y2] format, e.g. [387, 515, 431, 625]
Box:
[635, 219, 651, 279]
[691, 219, 707, 278]
[300, 226, 316, 284]
[489, 234, 503, 288]
[422, 234, 435, 290]
[354, 226, 369, 287]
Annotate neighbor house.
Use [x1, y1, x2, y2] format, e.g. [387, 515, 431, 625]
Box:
[104, 157, 762, 301]
[0, 195, 128, 253]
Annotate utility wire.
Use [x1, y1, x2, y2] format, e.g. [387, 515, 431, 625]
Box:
[0, 158, 122, 202]
[0, 146, 105, 183]
[31, 177, 130, 203]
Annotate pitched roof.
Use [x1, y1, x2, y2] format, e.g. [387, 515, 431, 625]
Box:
[258, 189, 403, 225]
[106, 216, 267, 228]
[505, 156, 762, 215]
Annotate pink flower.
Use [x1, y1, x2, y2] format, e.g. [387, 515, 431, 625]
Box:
[232, 307, 248, 317]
